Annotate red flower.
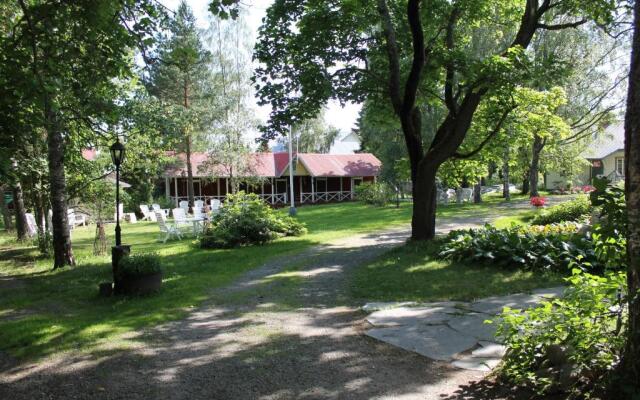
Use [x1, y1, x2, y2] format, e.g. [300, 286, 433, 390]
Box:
[530, 196, 547, 207]
[581, 185, 595, 193]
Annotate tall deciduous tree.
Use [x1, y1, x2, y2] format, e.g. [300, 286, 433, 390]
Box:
[3, 0, 160, 268]
[622, 0, 640, 391]
[251, 0, 619, 240]
[147, 1, 213, 207]
[201, 7, 257, 192]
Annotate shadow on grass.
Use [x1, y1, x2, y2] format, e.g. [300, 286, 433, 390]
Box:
[1, 298, 468, 400]
[349, 241, 564, 303]
[0, 233, 320, 361]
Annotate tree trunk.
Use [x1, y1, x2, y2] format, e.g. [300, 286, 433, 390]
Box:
[411, 166, 437, 240]
[621, 0, 640, 391]
[183, 78, 195, 208]
[502, 147, 511, 200]
[0, 185, 13, 231]
[185, 133, 195, 207]
[46, 106, 75, 268]
[522, 172, 530, 195]
[529, 134, 545, 197]
[12, 181, 28, 241]
[30, 180, 47, 254]
[473, 179, 482, 203]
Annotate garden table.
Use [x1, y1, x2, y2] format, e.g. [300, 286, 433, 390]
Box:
[182, 216, 206, 236]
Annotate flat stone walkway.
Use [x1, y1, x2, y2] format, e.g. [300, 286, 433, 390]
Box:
[363, 287, 565, 372]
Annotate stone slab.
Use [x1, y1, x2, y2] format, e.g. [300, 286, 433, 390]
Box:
[366, 306, 457, 327]
[472, 342, 507, 358]
[447, 313, 498, 342]
[469, 293, 542, 314]
[366, 324, 477, 361]
[361, 302, 418, 313]
[451, 357, 496, 372]
[532, 286, 565, 299]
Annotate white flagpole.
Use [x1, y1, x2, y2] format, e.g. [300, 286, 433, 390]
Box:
[288, 125, 297, 216]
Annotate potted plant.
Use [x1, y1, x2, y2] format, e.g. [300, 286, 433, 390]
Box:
[116, 253, 162, 295]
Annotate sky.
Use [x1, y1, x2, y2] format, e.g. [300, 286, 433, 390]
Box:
[159, 0, 362, 141]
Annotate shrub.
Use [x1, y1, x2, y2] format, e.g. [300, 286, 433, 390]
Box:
[200, 191, 307, 248]
[117, 253, 162, 279]
[439, 224, 601, 273]
[153, 196, 175, 210]
[531, 196, 592, 225]
[355, 182, 394, 206]
[589, 180, 626, 237]
[530, 196, 547, 208]
[496, 270, 626, 396]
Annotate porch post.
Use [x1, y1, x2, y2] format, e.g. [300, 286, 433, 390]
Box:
[271, 177, 275, 204]
[216, 178, 220, 199]
[165, 176, 170, 199]
[350, 178, 354, 200]
[174, 177, 178, 206]
[340, 177, 343, 196]
[311, 176, 315, 203]
[226, 178, 229, 195]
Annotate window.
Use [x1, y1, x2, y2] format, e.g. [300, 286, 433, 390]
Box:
[616, 157, 625, 175]
[315, 177, 327, 193]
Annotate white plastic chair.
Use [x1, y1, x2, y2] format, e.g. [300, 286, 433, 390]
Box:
[152, 203, 169, 217]
[210, 199, 221, 215]
[68, 208, 86, 228]
[25, 213, 37, 237]
[193, 207, 204, 219]
[172, 207, 192, 235]
[179, 200, 189, 214]
[155, 211, 181, 243]
[194, 200, 204, 212]
[139, 204, 156, 221]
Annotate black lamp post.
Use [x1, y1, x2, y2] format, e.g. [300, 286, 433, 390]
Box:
[110, 139, 125, 246]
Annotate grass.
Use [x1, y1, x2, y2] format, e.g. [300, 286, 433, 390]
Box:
[349, 240, 563, 303]
[0, 197, 546, 360]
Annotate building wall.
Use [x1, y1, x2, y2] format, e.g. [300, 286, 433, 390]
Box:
[602, 150, 625, 178]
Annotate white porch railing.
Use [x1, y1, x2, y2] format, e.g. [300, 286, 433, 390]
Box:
[169, 193, 288, 206]
[301, 191, 352, 203]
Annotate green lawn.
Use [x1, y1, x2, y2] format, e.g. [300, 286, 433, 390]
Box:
[0, 197, 546, 360]
[349, 240, 563, 303]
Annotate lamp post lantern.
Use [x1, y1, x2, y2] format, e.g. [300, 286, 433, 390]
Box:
[110, 139, 126, 246]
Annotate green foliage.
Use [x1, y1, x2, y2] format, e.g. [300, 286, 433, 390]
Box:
[354, 182, 394, 206]
[439, 224, 602, 273]
[496, 270, 626, 396]
[590, 180, 626, 236]
[200, 192, 307, 248]
[117, 253, 162, 278]
[153, 196, 175, 210]
[531, 196, 592, 225]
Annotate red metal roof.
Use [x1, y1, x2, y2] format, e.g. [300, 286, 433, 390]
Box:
[164, 152, 381, 178]
[298, 153, 381, 177]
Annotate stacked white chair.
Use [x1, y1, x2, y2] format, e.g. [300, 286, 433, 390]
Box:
[25, 213, 38, 237]
[194, 200, 204, 213]
[210, 199, 221, 215]
[139, 205, 156, 221]
[152, 203, 169, 217]
[179, 200, 189, 214]
[155, 211, 181, 243]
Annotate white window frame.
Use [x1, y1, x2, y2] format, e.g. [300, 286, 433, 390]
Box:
[616, 157, 625, 175]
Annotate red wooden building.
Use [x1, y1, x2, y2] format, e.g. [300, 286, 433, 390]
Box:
[161, 152, 381, 206]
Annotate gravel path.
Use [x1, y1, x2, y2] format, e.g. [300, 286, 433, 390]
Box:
[0, 204, 551, 400]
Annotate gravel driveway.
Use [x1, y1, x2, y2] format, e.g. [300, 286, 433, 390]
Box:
[0, 204, 552, 400]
